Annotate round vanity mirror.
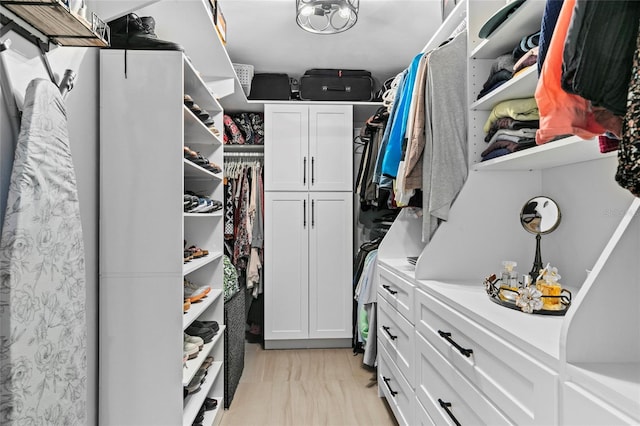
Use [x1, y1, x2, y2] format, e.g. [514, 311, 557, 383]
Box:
[520, 196, 561, 278]
[520, 196, 561, 235]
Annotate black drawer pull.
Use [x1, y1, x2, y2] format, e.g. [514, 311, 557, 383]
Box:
[438, 330, 473, 357]
[438, 399, 461, 426]
[382, 284, 398, 295]
[382, 376, 398, 397]
[382, 325, 397, 340]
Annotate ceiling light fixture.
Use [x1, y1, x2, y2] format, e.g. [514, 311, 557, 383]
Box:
[296, 0, 359, 34]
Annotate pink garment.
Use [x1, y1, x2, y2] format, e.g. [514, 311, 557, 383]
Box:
[534, 0, 605, 144]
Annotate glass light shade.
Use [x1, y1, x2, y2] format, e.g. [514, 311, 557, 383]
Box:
[296, 0, 359, 34]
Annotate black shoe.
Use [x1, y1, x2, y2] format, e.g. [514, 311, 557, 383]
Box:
[185, 325, 215, 343]
[191, 320, 220, 333]
[107, 13, 183, 51]
[204, 397, 218, 411]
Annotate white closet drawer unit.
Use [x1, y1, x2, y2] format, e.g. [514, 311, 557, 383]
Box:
[415, 331, 512, 426]
[378, 264, 415, 324]
[562, 382, 640, 425]
[378, 341, 415, 426]
[378, 295, 415, 387]
[415, 396, 438, 426]
[414, 287, 558, 425]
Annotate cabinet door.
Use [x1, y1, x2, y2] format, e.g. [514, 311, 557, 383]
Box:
[308, 191, 353, 338]
[264, 104, 309, 191]
[264, 192, 309, 340]
[308, 105, 353, 191]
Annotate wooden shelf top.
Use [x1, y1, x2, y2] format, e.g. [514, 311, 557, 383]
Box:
[1, 0, 109, 47]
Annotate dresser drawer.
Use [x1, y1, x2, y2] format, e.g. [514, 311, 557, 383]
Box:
[378, 340, 414, 426]
[415, 396, 438, 426]
[414, 288, 558, 425]
[378, 295, 415, 387]
[378, 265, 415, 324]
[415, 331, 512, 426]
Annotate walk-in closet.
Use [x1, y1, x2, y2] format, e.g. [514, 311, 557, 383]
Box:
[1, 1, 638, 425]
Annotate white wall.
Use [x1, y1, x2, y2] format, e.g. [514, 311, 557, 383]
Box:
[0, 30, 99, 424]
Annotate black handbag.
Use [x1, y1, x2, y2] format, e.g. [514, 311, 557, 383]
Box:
[248, 73, 290, 100]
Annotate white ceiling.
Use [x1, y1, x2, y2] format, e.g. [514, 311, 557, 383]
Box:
[220, 0, 443, 87]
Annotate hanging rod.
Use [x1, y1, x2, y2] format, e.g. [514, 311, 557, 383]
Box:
[224, 151, 264, 157]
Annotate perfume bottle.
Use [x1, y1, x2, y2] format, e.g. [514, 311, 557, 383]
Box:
[536, 263, 562, 310]
[500, 260, 518, 301]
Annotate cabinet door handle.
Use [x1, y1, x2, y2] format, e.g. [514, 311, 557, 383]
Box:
[382, 325, 397, 340]
[303, 199, 307, 228]
[382, 284, 398, 295]
[438, 399, 461, 426]
[303, 157, 307, 185]
[311, 156, 315, 185]
[438, 330, 473, 358]
[382, 376, 398, 397]
[311, 199, 315, 228]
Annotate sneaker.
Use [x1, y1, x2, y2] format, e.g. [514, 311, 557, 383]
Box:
[184, 333, 204, 350]
[184, 279, 210, 303]
[191, 320, 219, 333]
[107, 14, 184, 51]
[183, 341, 198, 360]
[185, 325, 215, 343]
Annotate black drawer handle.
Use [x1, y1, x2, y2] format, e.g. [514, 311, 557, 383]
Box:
[438, 330, 473, 358]
[438, 399, 461, 426]
[382, 325, 397, 340]
[382, 284, 398, 295]
[382, 376, 398, 397]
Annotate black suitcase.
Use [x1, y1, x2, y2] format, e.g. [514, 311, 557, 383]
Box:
[299, 69, 374, 101]
[248, 73, 290, 100]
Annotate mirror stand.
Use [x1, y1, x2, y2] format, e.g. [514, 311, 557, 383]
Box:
[529, 233, 543, 279]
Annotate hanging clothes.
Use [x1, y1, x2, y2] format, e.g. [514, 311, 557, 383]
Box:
[422, 30, 468, 243]
[0, 79, 87, 425]
[534, 0, 606, 144]
[561, 0, 640, 117]
[615, 22, 640, 197]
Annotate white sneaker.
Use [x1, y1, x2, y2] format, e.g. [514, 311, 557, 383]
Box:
[184, 332, 204, 349]
[184, 279, 210, 303]
[184, 341, 199, 360]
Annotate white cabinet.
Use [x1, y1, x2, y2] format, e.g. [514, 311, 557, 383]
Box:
[377, 0, 638, 425]
[263, 102, 354, 349]
[264, 104, 353, 192]
[99, 50, 225, 426]
[264, 191, 353, 346]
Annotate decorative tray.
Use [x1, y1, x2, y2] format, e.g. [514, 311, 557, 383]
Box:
[483, 274, 572, 316]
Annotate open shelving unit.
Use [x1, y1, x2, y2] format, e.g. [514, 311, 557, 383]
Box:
[1, 0, 109, 46]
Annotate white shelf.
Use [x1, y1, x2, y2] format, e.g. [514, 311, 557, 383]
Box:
[183, 361, 223, 426]
[566, 362, 640, 421]
[183, 159, 223, 180]
[378, 258, 417, 282]
[184, 211, 223, 218]
[184, 106, 223, 146]
[183, 289, 223, 330]
[471, 65, 538, 111]
[422, 0, 467, 53]
[473, 136, 616, 171]
[183, 251, 223, 276]
[184, 58, 223, 115]
[470, 0, 546, 59]
[182, 327, 226, 386]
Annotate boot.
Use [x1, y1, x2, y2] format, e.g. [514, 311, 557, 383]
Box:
[107, 13, 183, 51]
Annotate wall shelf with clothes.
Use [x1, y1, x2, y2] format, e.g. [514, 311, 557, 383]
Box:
[377, 0, 640, 424]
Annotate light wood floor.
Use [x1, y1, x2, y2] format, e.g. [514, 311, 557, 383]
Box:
[220, 343, 398, 426]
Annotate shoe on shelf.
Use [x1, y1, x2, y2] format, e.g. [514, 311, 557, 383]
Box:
[184, 278, 210, 302]
[183, 94, 194, 107]
[185, 325, 215, 343]
[183, 341, 199, 360]
[184, 333, 204, 350]
[204, 397, 218, 411]
[107, 14, 184, 51]
[192, 320, 219, 333]
[183, 299, 191, 313]
[200, 355, 214, 370]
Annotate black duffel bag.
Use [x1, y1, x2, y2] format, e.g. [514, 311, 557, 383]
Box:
[299, 69, 374, 101]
